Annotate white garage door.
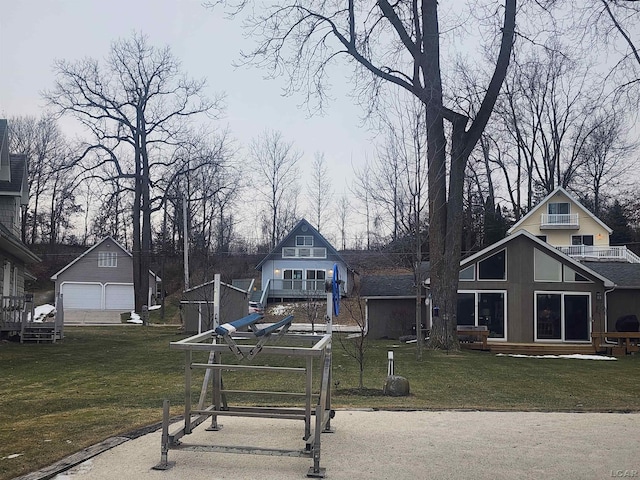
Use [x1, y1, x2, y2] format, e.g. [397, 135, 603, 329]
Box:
[104, 284, 135, 310]
[61, 283, 103, 309]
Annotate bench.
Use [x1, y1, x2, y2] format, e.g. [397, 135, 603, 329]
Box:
[456, 325, 489, 351]
[592, 331, 640, 356]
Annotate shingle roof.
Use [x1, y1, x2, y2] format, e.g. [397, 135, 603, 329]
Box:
[360, 262, 430, 298]
[583, 262, 640, 288]
[0, 154, 26, 194]
[360, 274, 417, 298]
[256, 218, 348, 270]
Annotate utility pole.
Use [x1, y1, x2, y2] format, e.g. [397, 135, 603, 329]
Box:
[183, 194, 190, 290]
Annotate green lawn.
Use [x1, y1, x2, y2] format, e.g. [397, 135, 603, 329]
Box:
[1, 326, 639, 480]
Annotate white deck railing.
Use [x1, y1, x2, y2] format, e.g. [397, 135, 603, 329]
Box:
[556, 245, 640, 263]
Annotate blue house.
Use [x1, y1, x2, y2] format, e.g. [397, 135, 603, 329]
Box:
[255, 219, 352, 304]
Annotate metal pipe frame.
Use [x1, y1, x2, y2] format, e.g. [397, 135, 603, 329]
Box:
[155, 327, 333, 478]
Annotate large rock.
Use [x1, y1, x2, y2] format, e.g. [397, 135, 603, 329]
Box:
[383, 375, 410, 396]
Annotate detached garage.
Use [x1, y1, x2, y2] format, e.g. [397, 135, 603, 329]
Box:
[51, 237, 159, 312]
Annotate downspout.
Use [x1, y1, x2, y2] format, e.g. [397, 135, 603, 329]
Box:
[364, 298, 369, 336]
[603, 284, 616, 344]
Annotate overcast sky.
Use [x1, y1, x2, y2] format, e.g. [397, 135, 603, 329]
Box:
[0, 0, 375, 240]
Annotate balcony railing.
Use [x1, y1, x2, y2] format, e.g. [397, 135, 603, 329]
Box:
[540, 213, 579, 229]
[556, 245, 640, 263]
[267, 278, 343, 299]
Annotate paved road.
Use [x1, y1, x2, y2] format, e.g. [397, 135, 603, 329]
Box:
[41, 410, 639, 480]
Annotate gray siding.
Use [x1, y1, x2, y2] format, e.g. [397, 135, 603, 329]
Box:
[459, 235, 606, 342]
[182, 282, 248, 333]
[0, 197, 19, 237]
[364, 233, 609, 343]
[606, 290, 640, 332]
[56, 243, 134, 296]
[367, 298, 427, 339]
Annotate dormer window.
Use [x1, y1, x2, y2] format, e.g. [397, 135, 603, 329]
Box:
[541, 201, 578, 229]
[296, 235, 313, 246]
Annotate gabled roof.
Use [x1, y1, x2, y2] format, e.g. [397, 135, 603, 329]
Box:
[507, 186, 612, 235]
[460, 229, 614, 287]
[421, 230, 614, 288]
[255, 218, 348, 270]
[50, 236, 160, 281]
[0, 119, 10, 182]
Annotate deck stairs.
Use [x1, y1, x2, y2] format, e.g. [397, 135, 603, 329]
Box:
[21, 324, 61, 343]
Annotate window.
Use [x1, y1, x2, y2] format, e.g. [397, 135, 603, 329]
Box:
[535, 292, 590, 342]
[459, 265, 475, 281]
[456, 291, 506, 339]
[283, 269, 303, 290]
[282, 246, 326, 259]
[306, 269, 326, 290]
[548, 202, 569, 215]
[571, 235, 594, 246]
[536, 293, 561, 340]
[563, 265, 589, 283]
[478, 250, 506, 280]
[296, 236, 313, 246]
[98, 251, 117, 267]
[536, 235, 547, 242]
[534, 248, 562, 282]
[457, 293, 476, 325]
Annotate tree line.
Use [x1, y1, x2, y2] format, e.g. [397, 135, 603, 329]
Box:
[7, 2, 640, 349]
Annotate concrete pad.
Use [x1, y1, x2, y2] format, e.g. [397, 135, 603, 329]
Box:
[50, 410, 640, 480]
[63, 310, 125, 325]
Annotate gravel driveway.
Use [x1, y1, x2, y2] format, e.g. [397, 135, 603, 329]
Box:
[39, 410, 640, 480]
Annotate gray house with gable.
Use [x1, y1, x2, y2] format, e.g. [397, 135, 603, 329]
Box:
[51, 236, 159, 312]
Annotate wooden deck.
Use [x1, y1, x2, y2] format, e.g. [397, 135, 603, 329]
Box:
[486, 342, 596, 355]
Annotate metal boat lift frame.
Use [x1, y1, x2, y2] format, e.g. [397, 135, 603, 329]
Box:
[154, 293, 335, 478]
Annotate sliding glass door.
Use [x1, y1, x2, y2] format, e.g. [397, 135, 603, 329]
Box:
[535, 292, 590, 342]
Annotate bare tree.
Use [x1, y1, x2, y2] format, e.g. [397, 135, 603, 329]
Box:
[574, 108, 636, 216]
[212, 0, 516, 353]
[249, 129, 302, 249]
[336, 195, 350, 250]
[45, 33, 222, 314]
[308, 152, 332, 233]
[351, 159, 377, 250]
[8, 114, 73, 244]
[337, 283, 369, 390]
[569, 0, 640, 98]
